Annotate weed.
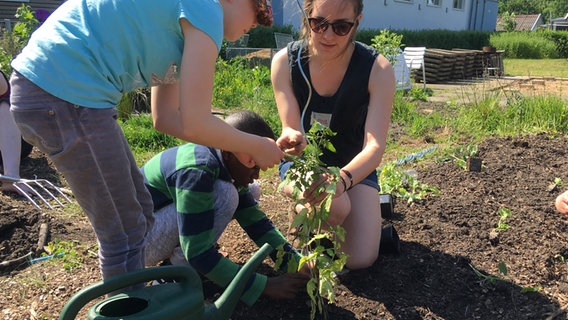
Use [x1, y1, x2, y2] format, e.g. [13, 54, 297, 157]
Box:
[407, 87, 433, 102]
[44, 239, 84, 271]
[470, 261, 541, 293]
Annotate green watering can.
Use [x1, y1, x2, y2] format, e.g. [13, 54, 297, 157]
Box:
[59, 243, 272, 320]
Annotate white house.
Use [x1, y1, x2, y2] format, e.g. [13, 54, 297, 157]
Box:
[272, 0, 498, 32]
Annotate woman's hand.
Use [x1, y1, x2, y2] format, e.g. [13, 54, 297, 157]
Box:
[277, 128, 306, 156]
[303, 171, 346, 205]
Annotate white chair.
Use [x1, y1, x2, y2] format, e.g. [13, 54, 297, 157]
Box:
[403, 47, 427, 88]
[274, 32, 294, 49]
[393, 52, 411, 91]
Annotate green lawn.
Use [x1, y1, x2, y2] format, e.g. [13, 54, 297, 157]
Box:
[504, 59, 568, 78]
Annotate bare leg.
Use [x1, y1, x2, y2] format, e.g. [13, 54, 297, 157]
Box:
[340, 184, 381, 270]
[0, 101, 22, 192]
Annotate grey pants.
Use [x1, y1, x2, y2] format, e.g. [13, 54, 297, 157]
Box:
[10, 72, 154, 286]
[145, 180, 259, 266]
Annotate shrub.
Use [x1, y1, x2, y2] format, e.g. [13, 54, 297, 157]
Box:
[0, 4, 38, 75]
[490, 32, 560, 59]
[370, 30, 404, 64]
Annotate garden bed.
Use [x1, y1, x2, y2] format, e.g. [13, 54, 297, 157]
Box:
[2, 79, 568, 318]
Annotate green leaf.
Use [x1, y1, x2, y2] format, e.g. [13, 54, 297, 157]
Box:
[498, 261, 508, 276]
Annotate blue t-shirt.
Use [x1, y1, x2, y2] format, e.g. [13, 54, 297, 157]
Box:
[12, 0, 223, 109]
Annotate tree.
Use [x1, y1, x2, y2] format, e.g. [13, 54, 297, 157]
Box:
[499, 0, 568, 21]
[499, 11, 517, 32]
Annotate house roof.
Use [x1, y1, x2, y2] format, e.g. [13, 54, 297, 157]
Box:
[496, 14, 543, 31]
[551, 13, 568, 22]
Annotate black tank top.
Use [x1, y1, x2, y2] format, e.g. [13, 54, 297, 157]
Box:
[287, 40, 378, 167]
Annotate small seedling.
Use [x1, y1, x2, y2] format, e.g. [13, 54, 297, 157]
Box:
[441, 144, 479, 171]
[495, 208, 512, 231]
[547, 177, 563, 192]
[378, 163, 440, 204]
[470, 261, 541, 293]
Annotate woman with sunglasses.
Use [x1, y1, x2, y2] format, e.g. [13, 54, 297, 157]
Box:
[272, 0, 395, 270]
[9, 0, 280, 293]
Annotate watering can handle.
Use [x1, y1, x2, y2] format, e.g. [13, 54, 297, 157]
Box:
[59, 243, 273, 320]
[58, 264, 203, 320]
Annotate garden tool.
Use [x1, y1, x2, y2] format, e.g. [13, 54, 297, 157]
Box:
[58, 243, 273, 320]
[0, 174, 73, 210]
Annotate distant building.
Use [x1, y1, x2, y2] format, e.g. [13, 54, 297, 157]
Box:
[273, 0, 499, 31]
[495, 14, 544, 31]
[547, 13, 568, 30]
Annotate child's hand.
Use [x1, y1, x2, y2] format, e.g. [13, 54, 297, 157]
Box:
[263, 273, 309, 299]
[252, 137, 284, 170]
[555, 190, 568, 217]
[298, 260, 315, 276]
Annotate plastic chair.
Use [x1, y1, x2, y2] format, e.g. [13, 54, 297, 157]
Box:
[403, 47, 427, 88]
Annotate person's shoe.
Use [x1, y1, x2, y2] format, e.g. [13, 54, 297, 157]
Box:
[380, 224, 400, 255]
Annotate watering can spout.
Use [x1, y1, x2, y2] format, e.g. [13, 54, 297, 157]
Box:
[205, 243, 273, 319]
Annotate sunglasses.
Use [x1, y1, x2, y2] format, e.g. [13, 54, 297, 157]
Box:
[308, 17, 356, 36]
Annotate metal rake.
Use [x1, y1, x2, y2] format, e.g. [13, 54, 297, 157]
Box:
[0, 174, 73, 210]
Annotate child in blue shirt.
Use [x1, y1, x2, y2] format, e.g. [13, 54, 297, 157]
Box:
[9, 0, 281, 291]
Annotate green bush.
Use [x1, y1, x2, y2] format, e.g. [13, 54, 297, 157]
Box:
[490, 31, 561, 59]
[358, 29, 491, 50]
[0, 4, 38, 75]
[541, 30, 568, 58]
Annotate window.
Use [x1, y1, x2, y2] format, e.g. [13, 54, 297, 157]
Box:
[453, 0, 464, 10]
[394, 0, 413, 3]
[427, 0, 441, 6]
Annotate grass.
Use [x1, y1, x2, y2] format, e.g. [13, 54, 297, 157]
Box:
[121, 58, 568, 177]
[504, 59, 568, 78]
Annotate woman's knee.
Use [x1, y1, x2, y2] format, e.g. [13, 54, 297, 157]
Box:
[345, 250, 378, 270]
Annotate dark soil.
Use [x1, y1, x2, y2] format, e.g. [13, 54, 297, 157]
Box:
[2, 80, 568, 319]
[3, 134, 568, 319]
